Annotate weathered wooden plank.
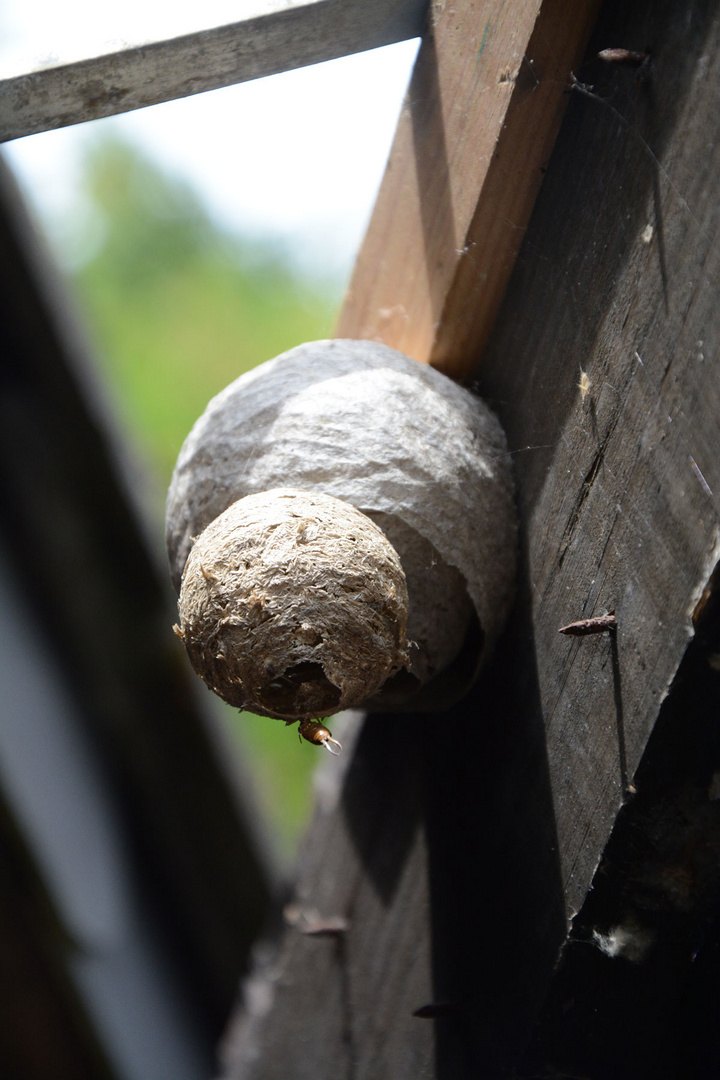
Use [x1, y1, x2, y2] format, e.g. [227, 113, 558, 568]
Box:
[479, 0, 720, 919]
[221, 715, 435, 1080]
[222, 0, 720, 1075]
[520, 587, 720, 1077]
[0, 0, 428, 142]
[337, 0, 601, 378]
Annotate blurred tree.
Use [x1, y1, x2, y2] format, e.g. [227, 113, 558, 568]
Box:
[70, 137, 341, 858]
[74, 138, 338, 486]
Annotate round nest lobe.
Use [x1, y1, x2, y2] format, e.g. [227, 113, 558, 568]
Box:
[177, 488, 409, 721]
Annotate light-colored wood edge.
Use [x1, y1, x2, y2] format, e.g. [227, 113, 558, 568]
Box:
[0, 0, 428, 142]
[337, 0, 601, 380]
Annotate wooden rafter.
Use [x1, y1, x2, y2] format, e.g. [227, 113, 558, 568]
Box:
[0, 0, 427, 142]
[338, 0, 601, 379]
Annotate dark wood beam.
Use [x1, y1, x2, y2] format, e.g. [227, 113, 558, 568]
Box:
[222, 0, 720, 1074]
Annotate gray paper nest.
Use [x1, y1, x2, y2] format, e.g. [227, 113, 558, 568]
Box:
[166, 339, 517, 712]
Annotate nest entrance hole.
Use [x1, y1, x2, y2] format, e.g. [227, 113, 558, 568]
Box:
[260, 661, 341, 714]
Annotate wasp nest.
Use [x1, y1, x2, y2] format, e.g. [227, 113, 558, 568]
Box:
[167, 339, 516, 740]
[175, 489, 408, 726]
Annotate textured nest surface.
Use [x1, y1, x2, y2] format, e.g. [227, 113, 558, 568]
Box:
[176, 489, 409, 721]
[167, 339, 517, 711]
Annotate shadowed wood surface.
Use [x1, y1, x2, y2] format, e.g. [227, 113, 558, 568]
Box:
[222, 0, 720, 1075]
[519, 578, 720, 1079]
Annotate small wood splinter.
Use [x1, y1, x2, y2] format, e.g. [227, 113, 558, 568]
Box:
[578, 369, 592, 403]
[297, 917, 347, 937]
[284, 904, 348, 936]
[597, 48, 649, 68]
[413, 1001, 464, 1020]
[558, 611, 617, 636]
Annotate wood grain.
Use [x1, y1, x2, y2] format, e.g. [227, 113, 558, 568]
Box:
[337, 0, 601, 378]
[0, 0, 427, 141]
[223, 0, 720, 1074]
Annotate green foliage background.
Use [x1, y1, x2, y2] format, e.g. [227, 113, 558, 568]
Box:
[70, 138, 342, 858]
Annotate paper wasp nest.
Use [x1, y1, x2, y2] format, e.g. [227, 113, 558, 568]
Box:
[166, 340, 516, 734]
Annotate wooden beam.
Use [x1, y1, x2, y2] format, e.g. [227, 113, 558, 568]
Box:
[337, 0, 601, 379]
[222, 0, 720, 1073]
[0, 0, 428, 142]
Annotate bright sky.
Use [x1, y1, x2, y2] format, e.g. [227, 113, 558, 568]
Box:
[1, 1, 419, 279]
